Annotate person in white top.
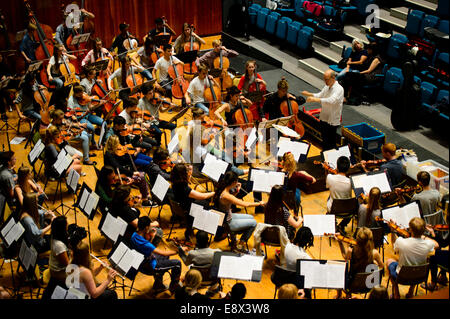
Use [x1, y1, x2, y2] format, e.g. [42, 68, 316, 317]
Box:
[81, 38, 113, 67]
[326, 156, 353, 233]
[386, 217, 438, 299]
[301, 69, 344, 150]
[152, 44, 183, 99]
[187, 63, 220, 115]
[46, 43, 77, 89]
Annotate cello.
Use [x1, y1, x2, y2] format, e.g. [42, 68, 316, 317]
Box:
[126, 64, 144, 99]
[280, 92, 305, 138]
[59, 53, 79, 86]
[24, 0, 55, 88]
[168, 56, 189, 101]
[233, 98, 254, 158]
[34, 85, 53, 126]
[213, 49, 232, 97]
[183, 24, 198, 76]
[204, 72, 221, 116]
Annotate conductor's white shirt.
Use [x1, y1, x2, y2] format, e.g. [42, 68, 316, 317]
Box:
[314, 81, 344, 126]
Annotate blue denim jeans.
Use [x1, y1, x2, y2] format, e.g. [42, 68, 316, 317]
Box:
[72, 130, 92, 161]
[50, 77, 64, 89]
[23, 109, 41, 121]
[141, 69, 153, 80]
[229, 213, 257, 242]
[134, 152, 153, 167]
[194, 102, 209, 115]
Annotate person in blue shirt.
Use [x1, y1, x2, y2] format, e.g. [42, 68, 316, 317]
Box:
[19, 24, 39, 66]
[130, 216, 188, 293]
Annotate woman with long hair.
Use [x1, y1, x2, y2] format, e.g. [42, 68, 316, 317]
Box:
[174, 268, 209, 301]
[173, 22, 205, 55]
[14, 166, 46, 207]
[237, 60, 267, 121]
[70, 241, 118, 299]
[264, 185, 303, 241]
[95, 165, 117, 213]
[336, 227, 383, 298]
[213, 85, 253, 127]
[357, 187, 382, 228]
[213, 171, 262, 252]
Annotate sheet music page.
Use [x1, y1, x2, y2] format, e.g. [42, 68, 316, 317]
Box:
[277, 136, 290, 148]
[130, 249, 145, 270]
[68, 169, 80, 193]
[382, 205, 402, 226]
[189, 203, 204, 218]
[19, 240, 27, 265]
[83, 194, 94, 218]
[102, 213, 120, 242]
[403, 202, 421, 225]
[5, 222, 25, 246]
[241, 254, 264, 274]
[98, 121, 107, 148]
[89, 192, 100, 215]
[22, 244, 31, 271]
[209, 209, 225, 226]
[268, 171, 286, 188]
[277, 140, 309, 161]
[324, 146, 351, 169]
[152, 174, 170, 202]
[167, 132, 179, 154]
[250, 168, 264, 182]
[78, 189, 89, 211]
[326, 261, 346, 289]
[53, 152, 65, 174]
[193, 210, 221, 235]
[303, 215, 335, 236]
[350, 174, 366, 190]
[66, 288, 87, 299]
[201, 153, 228, 182]
[110, 242, 128, 265]
[118, 248, 136, 274]
[1, 218, 15, 238]
[367, 172, 391, 194]
[252, 170, 270, 193]
[300, 260, 318, 289]
[27, 245, 38, 271]
[273, 124, 300, 138]
[51, 286, 68, 299]
[245, 128, 258, 149]
[218, 256, 252, 281]
[116, 217, 128, 237]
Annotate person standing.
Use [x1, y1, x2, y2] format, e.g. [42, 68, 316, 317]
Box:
[301, 69, 344, 151]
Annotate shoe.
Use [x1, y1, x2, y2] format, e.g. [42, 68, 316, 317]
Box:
[214, 232, 228, 242]
[152, 281, 168, 294]
[420, 282, 438, 291]
[84, 160, 95, 165]
[437, 272, 448, 285]
[88, 153, 97, 158]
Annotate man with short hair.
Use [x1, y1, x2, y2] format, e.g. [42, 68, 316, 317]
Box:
[363, 143, 405, 187]
[386, 217, 438, 299]
[152, 44, 183, 99]
[301, 69, 344, 151]
[196, 39, 239, 70]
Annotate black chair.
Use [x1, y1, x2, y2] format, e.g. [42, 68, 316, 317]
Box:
[387, 263, 430, 297]
[190, 264, 220, 289]
[260, 226, 281, 260]
[370, 227, 385, 262]
[346, 268, 383, 298]
[270, 265, 301, 299]
[167, 199, 188, 239]
[328, 198, 359, 233]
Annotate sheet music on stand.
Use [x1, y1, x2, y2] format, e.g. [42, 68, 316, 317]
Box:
[303, 214, 336, 236]
[99, 212, 127, 243]
[249, 168, 286, 193]
[52, 149, 73, 177]
[0, 215, 25, 248]
[28, 139, 45, 166]
[66, 168, 80, 194]
[151, 174, 170, 202]
[201, 153, 229, 182]
[323, 145, 352, 170]
[167, 132, 179, 154]
[108, 240, 144, 279]
[26, 61, 43, 74]
[245, 127, 258, 149]
[154, 34, 171, 47]
[350, 170, 392, 197]
[70, 33, 91, 46]
[273, 124, 300, 139]
[192, 209, 225, 235]
[51, 285, 89, 299]
[258, 116, 293, 130]
[381, 200, 422, 229]
[216, 252, 264, 282]
[18, 240, 38, 272]
[75, 183, 100, 220]
[97, 121, 108, 149]
[297, 259, 347, 289]
[277, 138, 310, 162]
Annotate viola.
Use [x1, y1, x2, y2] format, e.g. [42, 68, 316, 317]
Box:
[183, 24, 199, 76]
[280, 96, 304, 137]
[168, 56, 189, 100]
[204, 73, 221, 115]
[313, 160, 338, 175]
[34, 86, 54, 126]
[324, 233, 357, 246]
[375, 216, 410, 238]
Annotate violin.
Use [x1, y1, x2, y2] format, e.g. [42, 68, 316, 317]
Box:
[381, 185, 423, 199]
[313, 160, 338, 175]
[115, 143, 136, 157]
[183, 24, 199, 76]
[280, 95, 304, 137]
[351, 159, 387, 170]
[325, 233, 357, 246]
[430, 224, 449, 231]
[34, 85, 54, 126]
[375, 216, 410, 238]
[204, 73, 221, 115]
[201, 116, 223, 130]
[166, 237, 194, 249]
[168, 56, 188, 100]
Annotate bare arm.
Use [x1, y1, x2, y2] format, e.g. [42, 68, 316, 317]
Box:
[214, 103, 230, 125]
[189, 189, 215, 201]
[222, 192, 262, 208]
[360, 58, 380, 75]
[287, 214, 303, 229]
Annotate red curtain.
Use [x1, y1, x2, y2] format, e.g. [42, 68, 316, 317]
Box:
[1, 0, 222, 48]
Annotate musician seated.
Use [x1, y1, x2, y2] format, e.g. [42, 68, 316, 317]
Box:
[326, 156, 352, 234]
[264, 185, 303, 241]
[0, 151, 17, 206]
[147, 17, 177, 41]
[238, 60, 267, 121]
[80, 67, 101, 96]
[82, 37, 113, 68]
[152, 44, 183, 99]
[110, 22, 134, 56]
[131, 216, 186, 294]
[397, 171, 441, 217]
[214, 86, 252, 127]
[196, 39, 239, 70]
[187, 63, 221, 116]
[386, 217, 439, 299]
[138, 84, 177, 145]
[103, 136, 153, 206]
[357, 187, 383, 228]
[19, 192, 56, 254]
[13, 70, 42, 122]
[335, 227, 384, 299]
[49, 109, 94, 165]
[361, 143, 405, 188]
[173, 23, 206, 56]
[43, 126, 83, 179]
[262, 77, 297, 121]
[67, 85, 104, 134]
[47, 44, 77, 89]
[14, 166, 46, 208]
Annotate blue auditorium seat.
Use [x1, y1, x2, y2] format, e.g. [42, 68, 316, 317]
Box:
[406, 10, 426, 36]
[420, 82, 438, 106]
[276, 16, 292, 40]
[383, 67, 404, 96]
[329, 46, 352, 73]
[295, 0, 305, 18]
[420, 15, 440, 37]
[355, 0, 375, 17]
[438, 20, 449, 34]
[266, 11, 281, 35]
[297, 26, 314, 52]
[257, 8, 271, 30]
[437, 0, 450, 19]
[386, 34, 409, 61]
[249, 3, 262, 25]
[287, 21, 303, 45]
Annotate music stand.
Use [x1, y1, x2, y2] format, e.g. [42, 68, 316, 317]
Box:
[88, 59, 109, 73]
[210, 251, 264, 285]
[176, 50, 198, 71]
[17, 239, 39, 299]
[167, 105, 190, 125]
[25, 61, 43, 75]
[154, 34, 171, 47]
[129, 79, 156, 96]
[27, 139, 45, 180]
[244, 91, 264, 103]
[74, 183, 100, 251]
[70, 33, 90, 47]
[51, 149, 74, 216]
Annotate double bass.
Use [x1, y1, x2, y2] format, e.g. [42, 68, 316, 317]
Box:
[280, 93, 305, 137]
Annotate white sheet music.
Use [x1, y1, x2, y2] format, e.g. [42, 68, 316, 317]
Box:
[1, 218, 15, 238]
[110, 242, 128, 266]
[218, 255, 263, 281]
[4, 222, 25, 247]
[326, 261, 347, 289]
[101, 213, 120, 242]
[167, 132, 179, 154]
[51, 285, 68, 299]
[201, 153, 228, 182]
[277, 139, 309, 161]
[117, 248, 136, 274]
[245, 128, 258, 149]
[117, 217, 128, 237]
[19, 240, 27, 267]
[29, 139, 43, 163]
[189, 203, 204, 218]
[192, 210, 221, 235]
[152, 174, 170, 202]
[78, 189, 89, 211]
[351, 172, 391, 194]
[382, 201, 421, 229]
[130, 249, 145, 270]
[323, 146, 351, 169]
[67, 169, 80, 193]
[303, 214, 336, 236]
[273, 124, 300, 138]
[10, 136, 26, 145]
[300, 260, 346, 289]
[251, 169, 286, 193]
[98, 121, 107, 148]
[66, 288, 87, 299]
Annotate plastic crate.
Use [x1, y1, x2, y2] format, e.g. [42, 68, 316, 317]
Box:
[407, 159, 449, 196]
[342, 122, 386, 154]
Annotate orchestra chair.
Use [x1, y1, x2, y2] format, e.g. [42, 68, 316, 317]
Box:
[270, 265, 301, 299]
[345, 268, 383, 298]
[370, 227, 385, 262]
[260, 226, 281, 260]
[328, 197, 359, 233]
[190, 264, 220, 290]
[167, 198, 188, 239]
[387, 263, 430, 297]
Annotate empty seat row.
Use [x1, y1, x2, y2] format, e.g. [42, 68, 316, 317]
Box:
[406, 9, 449, 37]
